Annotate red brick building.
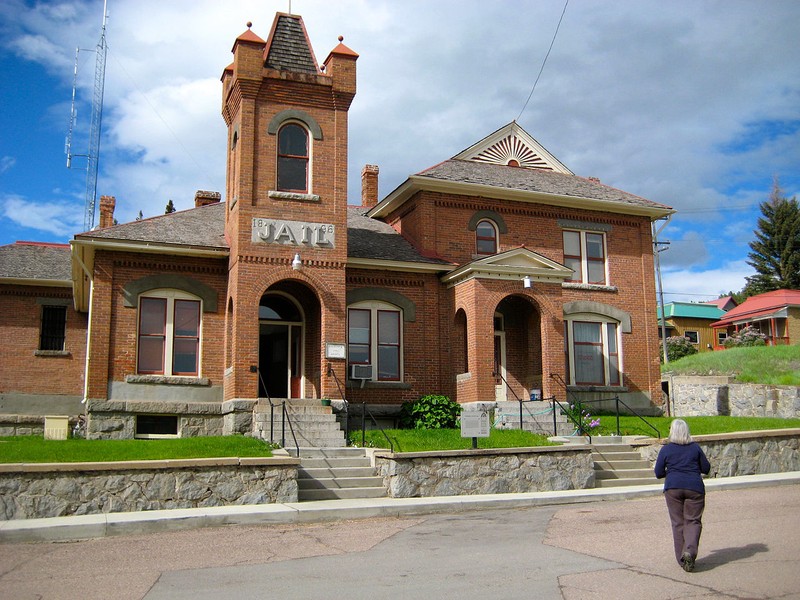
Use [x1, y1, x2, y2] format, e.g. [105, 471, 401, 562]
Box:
[0, 13, 672, 440]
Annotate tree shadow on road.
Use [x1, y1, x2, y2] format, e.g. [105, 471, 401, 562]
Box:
[699, 543, 769, 571]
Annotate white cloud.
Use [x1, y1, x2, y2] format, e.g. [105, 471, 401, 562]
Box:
[2, 195, 84, 236]
[661, 260, 754, 303]
[0, 156, 15, 174]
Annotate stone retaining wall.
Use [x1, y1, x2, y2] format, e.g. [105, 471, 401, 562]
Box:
[669, 376, 800, 418]
[0, 457, 299, 521]
[373, 446, 594, 498]
[634, 429, 800, 478]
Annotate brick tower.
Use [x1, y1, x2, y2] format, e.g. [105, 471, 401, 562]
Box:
[221, 14, 357, 402]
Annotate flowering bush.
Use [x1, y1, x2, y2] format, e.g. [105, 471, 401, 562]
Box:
[563, 403, 601, 435]
[723, 325, 768, 348]
[664, 336, 698, 363]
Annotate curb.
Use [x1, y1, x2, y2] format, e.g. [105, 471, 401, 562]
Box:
[2, 471, 798, 543]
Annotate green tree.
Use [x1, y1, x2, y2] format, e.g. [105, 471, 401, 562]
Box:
[744, 179, 800, 295]
[165, 199, 176, 214]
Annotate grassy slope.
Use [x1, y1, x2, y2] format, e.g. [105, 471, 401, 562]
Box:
[661, 344, 800, 385]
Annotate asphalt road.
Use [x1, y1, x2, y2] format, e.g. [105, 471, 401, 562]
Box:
[1, 484, 799, 599]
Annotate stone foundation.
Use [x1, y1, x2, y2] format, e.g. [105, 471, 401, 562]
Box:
[373, 446, 594, 498]
[669, 376, 800, 418]
[0, 457, 299, 520]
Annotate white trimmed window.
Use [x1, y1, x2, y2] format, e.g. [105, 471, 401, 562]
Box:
[565, 319, 621, 386]
[684, 330, 699, 344]
[563, 229, 607, 285]
[277, 122, 310, 193]
[347, 301, 402, 381]
[137, 290, 202, 376]
[475, 219, 498, 255]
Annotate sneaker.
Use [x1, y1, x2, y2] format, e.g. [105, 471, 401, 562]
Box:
[681, 552, 695, 572]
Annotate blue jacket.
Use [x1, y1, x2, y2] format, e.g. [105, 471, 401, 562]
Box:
[654, 442, 711, 494]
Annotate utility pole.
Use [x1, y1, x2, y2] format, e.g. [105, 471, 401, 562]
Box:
[653, 216, 671, 364]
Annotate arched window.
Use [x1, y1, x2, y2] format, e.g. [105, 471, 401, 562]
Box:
[137, 290, 202, 376]
[277, 123, 309, 192]
[476, 219, 498, 255]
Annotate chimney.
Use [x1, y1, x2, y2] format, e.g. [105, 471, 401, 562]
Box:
[99, 195, 116, 228]
[361, 164, 379, 208]
[195, 190, 221, 208]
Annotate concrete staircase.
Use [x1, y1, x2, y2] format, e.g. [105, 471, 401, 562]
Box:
[591, 439, 657, 488]
[494, 400, 573, 437]
[293, 447, 387, 502]
[253, 399, 346, 448]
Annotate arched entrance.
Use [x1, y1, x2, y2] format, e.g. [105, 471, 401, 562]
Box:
[259, 292, 304, 399]
[494, 295, 542, 401]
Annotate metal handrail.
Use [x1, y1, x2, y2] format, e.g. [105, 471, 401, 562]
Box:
[492, 371, 554, 437]
[326, 363, 349, 440]
[359, 402, 394, 453]
[255, 367, 299, 457]
[549, 373, 661, 439]
[549, 395, 593, 442]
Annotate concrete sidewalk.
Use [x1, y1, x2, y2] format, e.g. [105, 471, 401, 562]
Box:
[3, 471, 799, 543]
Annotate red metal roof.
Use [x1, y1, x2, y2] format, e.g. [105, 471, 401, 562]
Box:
[711, 289, 800, 327]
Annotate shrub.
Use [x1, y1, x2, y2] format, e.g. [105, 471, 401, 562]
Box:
[665, 336, 698, 362]
[723, 325, 768, 348]
[562, 403, 601, 435]
[399, 394, 462, 429]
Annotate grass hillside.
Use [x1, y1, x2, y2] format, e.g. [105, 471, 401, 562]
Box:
[661, 344, 800, 385]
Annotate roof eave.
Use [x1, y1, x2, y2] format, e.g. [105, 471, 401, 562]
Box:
[368, 175, 675, 220]
[0, 277, 71, 288]
[71, 237, 230, 258]
[347, 257, 453, 273]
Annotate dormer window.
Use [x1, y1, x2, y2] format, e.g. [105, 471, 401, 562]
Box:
[277, 123, 309, 193]
[476, 219, 499, 255]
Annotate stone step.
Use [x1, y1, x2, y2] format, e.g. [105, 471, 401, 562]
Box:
[594, 468, 655, 480]
[593, 458, 651, 470]
[297, 476, 385, 490]
[299, 466, 377, 479]
[298, 487, 388, 501]
[300, 456, 371, 469]
[594, 477, 659, 488]
[294, 447, 371, 459]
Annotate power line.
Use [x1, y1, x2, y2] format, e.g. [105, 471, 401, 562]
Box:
[517, 0, 569, 121]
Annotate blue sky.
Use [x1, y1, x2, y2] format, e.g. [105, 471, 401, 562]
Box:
[1, 0, 798, 301]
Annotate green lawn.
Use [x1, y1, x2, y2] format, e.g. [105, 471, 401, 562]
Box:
[596, 415, 800, 438]
[0, 435, 274, 464]
[662, 344, 800, 385]
[350, 428, 557, 452]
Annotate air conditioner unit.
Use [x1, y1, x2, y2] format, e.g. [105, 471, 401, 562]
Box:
[350, 364, 373, 380]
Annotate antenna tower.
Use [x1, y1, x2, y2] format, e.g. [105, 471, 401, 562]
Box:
[66, 0, 108, 231]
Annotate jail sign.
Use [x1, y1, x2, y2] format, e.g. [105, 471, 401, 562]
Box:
[251, 218, 335, 248]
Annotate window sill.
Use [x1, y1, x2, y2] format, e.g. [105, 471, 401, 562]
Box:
[562, 282, 618, 293]
[268, 190, 321, 203]
[34, 350, 70, 357]
[348, 380, 411, 390]
[126, 374, 211, 387]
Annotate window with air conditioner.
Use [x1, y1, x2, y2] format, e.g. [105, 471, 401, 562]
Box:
[347, 302, 402, 382]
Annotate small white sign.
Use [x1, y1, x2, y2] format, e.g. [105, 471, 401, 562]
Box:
[461, 410, 490, 438]
[325, 343, 346, 359]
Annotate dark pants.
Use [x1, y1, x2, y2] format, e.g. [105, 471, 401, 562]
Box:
[664, 488, 705, 564]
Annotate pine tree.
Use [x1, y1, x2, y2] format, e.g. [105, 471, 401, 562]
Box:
[165, 199, 176, 214]
[744, 179, 800, 295]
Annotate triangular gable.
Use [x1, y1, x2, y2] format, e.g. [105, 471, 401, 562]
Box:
[441, 246, 573, 287]
[453, 121, 573, 175]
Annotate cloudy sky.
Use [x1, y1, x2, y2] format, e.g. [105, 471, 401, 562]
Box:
[1, 0, 798, 301]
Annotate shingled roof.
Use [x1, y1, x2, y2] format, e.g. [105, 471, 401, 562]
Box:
[0, 242, 72, 283]
[75, 202, 228, 249]
[419, 160, 671, 213]
[264, 14, 318, 74]
[347, 207, 451, 266]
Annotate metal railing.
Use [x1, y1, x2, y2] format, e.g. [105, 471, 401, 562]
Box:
[549, 373, 661, 439]
[327, 364, 394, 452]
[254, 367, 299, 457]
[492, 371, 555, 437]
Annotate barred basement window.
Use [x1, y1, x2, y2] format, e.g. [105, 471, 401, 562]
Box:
[135, 415, 178, 438]
[40, 305, 67, 351]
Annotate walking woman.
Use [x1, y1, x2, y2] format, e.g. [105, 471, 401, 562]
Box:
[655, 419, 711, 572]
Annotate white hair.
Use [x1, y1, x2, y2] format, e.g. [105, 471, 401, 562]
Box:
[668, 419, 693, 445]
